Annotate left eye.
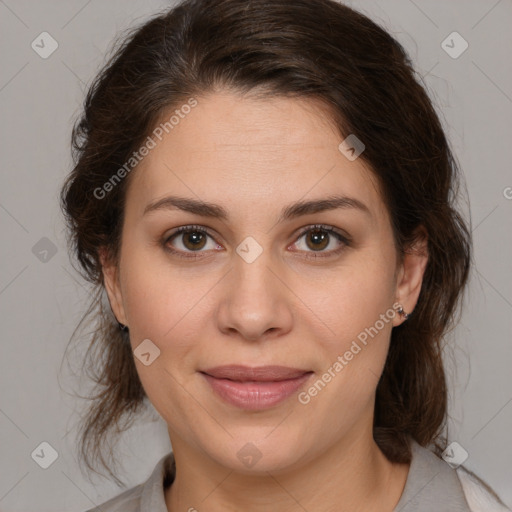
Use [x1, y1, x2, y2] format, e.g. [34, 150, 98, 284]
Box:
[163, 224, 349, 258]
[292, 225, 348, 254]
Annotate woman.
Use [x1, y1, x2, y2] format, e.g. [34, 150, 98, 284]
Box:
[60, 0, 510, 510]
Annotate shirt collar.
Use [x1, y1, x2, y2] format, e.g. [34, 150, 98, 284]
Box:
[393, 438, 471, 511]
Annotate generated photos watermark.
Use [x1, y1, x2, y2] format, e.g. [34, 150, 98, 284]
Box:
[93, 97, 198, 200]
[298, 302, 401, 405]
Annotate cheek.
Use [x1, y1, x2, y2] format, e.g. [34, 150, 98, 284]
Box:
[298, 257, 397, 348]
[119, 240, 191, 333]
[119, 247, 222, 367]
[294, 252, 397, 412]
[118, 251, 212, 415]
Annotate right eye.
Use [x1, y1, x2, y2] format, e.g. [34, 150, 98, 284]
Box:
[163, 225, 223, 259]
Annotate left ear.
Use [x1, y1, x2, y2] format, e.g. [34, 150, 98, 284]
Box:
[393, 226, 429, 326]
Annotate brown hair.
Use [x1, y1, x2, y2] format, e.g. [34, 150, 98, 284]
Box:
[60, 0, 471, 486]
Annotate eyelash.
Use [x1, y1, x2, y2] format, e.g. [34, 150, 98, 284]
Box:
[162, 224, 351, 261]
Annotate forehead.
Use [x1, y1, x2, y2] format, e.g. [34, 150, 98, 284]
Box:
[125, 91, 386, 223]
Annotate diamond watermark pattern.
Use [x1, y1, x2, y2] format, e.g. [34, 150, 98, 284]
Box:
[442, 441, 469, 469]
[31, 441, 59, 469]
[134, 338, 161, 366]
[31, 32, 59, 59]
[237, 442, 263, 468]
[236, 236, 263, 264]
[32, 237, 58, 263]
[338, 134, 365, 161]
[441, 32, 468, 59]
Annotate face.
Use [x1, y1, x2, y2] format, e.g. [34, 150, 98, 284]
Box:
[102, 90, 427, 473]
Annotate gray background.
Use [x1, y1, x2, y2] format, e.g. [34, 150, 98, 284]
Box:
[0, 0, 511, 510]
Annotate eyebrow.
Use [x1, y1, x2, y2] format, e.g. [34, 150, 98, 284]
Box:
[143, 194, 371, 222]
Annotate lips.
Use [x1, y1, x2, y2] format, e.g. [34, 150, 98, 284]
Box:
[200, 365, 311, 382]
[200, 365, 313, 410]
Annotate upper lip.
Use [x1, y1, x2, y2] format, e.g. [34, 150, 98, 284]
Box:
[201, 365, 312, 382]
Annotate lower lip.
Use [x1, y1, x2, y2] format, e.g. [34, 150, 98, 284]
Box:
[201, 372, 313, 410]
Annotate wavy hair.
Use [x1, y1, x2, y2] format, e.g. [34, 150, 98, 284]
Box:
[60, 0, 471, 486]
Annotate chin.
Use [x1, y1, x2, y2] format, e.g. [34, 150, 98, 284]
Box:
[204, 430, 308, 475]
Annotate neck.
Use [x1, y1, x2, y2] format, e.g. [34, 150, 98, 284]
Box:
[164, 426, 410, 512]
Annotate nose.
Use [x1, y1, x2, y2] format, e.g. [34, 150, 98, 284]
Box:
[215, 248, 294, 342]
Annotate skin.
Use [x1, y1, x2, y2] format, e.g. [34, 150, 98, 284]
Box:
[101, 89, 428, 511]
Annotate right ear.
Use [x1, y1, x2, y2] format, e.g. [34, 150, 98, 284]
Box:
[99, 246, 127, 326]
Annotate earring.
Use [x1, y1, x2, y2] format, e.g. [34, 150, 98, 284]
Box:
[396, 305, 410, 320]
[118, 322, 129, 332]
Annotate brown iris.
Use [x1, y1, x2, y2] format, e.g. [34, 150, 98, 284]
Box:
[305, 228, 329, 251]
[182, 230, 207, 251]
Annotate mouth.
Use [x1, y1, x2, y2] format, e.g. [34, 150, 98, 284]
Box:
[200, 364, 312, 381]
[199, 365, 314, 410]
